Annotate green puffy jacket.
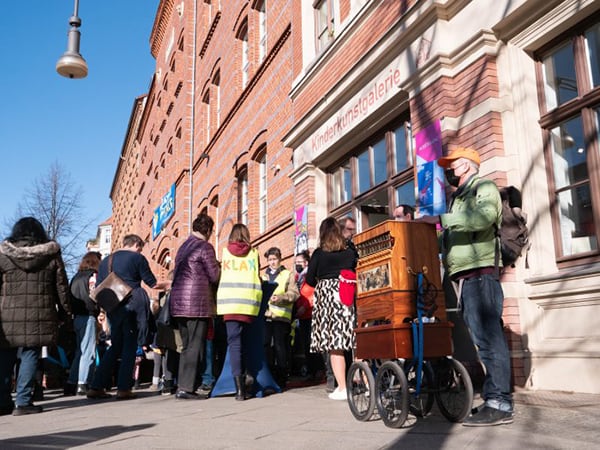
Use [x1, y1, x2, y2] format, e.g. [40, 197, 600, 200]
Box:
[440, 175, 501, 278]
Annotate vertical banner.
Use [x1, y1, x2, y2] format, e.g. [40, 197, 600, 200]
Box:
[152, 184, 176, 240]
[414, 120, 446, 216]
[294, 205, 308, 255]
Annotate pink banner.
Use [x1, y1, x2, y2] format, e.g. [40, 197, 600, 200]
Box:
[415, 120, 442, 164]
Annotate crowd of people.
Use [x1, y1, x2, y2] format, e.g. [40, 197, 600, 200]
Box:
[0, 146, 513, 426]
[0, 214, 358, 414]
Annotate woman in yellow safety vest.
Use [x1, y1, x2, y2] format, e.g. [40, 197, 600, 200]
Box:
[262, 247, 299, 389]
[216, 224, 262, 400]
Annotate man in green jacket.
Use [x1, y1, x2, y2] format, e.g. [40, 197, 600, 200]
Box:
[417, 147, 513, 426]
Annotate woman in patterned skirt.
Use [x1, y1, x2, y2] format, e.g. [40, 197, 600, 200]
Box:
[305, 217, 357, 400]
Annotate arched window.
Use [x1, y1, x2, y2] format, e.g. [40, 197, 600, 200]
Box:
[202, 89, 211, 143]
[212, 70, 221, 128]
[237, 19, 249, 89]
[237, 166, 248, 225]
[256, 147, 267, 233]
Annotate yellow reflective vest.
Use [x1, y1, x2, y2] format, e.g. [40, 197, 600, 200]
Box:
[216, 247, 262, 316]
[263, 269, 294, 322]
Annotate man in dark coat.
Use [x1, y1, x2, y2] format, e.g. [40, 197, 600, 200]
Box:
[0, 217, 71, 416]
[87, 234, 169, 400]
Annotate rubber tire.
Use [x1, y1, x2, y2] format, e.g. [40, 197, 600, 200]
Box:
[434, 358, 474, 423]
[346, 361, 376, 421]
[375, 361, 409, 428]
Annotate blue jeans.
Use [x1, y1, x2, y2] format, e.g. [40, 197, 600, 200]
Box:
[460, 274, 512, 411]
[225, 321, 249, 377]
[91, 305, 137, 391]
[0, 347, 40, 407]
[201, 340, 215, 386]
[68, 315, 97, 385]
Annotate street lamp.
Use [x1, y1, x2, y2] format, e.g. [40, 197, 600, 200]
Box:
[56, 0, 88, 79]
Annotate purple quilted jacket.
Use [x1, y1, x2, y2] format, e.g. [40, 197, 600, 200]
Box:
[169, 234, 221, 318]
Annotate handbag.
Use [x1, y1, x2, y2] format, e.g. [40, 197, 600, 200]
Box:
[156, 292, 181, 351]
[338, 269, 357, 307]
[90, 254, 132, 312]
[156, 292, 172, 327]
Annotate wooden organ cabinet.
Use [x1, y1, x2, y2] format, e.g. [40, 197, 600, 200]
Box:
[353, 220, 454, 359]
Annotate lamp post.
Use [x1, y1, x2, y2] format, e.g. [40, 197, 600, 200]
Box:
[56, 0, 88, 79]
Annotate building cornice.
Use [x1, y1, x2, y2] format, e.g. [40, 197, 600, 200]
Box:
[150, 0, 174, 59]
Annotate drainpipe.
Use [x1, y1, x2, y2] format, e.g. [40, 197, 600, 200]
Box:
[189, 0, 198, 233]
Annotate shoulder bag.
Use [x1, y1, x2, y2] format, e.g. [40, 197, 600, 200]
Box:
[90, 254, 132, 312]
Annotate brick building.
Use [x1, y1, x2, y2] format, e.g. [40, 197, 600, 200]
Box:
[109, 0, 600, 393]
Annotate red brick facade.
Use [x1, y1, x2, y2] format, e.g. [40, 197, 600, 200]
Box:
[110, 0, 534, 387]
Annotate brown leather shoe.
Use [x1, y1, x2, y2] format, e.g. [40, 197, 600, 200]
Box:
[116, 390, 137, 400]
[87, 389, 112, 399]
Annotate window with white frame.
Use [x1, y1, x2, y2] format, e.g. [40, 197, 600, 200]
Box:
[213, 70, 221, 128]
[537, 17, 600, 263]
[258, 153, 267, 233]
[314, 0, 336, 53]
[240, 21, 249, 89]
[202, 90, 211, 143]
[238, 168, 249, 225]
[257, 0, 267, 63]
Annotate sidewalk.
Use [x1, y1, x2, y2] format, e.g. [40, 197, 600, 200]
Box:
[1, 383, 599, 449]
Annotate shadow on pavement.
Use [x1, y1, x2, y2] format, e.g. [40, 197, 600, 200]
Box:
[1, 423, 155, 449]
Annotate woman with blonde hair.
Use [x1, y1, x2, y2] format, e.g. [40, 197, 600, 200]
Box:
[216, 224, 262, 400]
[305, 217, 357, 400]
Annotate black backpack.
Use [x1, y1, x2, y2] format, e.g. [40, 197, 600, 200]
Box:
[497, 186, 530, 268]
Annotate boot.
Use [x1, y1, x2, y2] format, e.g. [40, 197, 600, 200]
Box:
[234, 375, 246, 401]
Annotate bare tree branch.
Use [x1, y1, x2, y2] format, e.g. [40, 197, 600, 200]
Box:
[13, 162, 100, 273]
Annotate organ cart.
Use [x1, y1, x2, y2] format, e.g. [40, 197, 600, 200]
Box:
[347, 220, 473, 428]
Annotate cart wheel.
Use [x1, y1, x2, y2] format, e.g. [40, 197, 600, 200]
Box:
[404, 360, 435, 417]
[346, 361, 376, 421]
[375, 361, 409, 428]
[434, 358, 473, 422]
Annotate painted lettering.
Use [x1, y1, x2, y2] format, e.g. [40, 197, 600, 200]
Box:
[310, 65, 403, 157]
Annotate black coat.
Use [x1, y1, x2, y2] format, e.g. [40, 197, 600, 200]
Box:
[0, 240, 71, 348]
[70, 269, 99, 316]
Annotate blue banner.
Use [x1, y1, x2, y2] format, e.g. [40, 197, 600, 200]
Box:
[152, 184, 175, 240]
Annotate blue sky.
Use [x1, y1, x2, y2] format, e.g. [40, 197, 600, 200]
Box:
[0, 1, 159, 240]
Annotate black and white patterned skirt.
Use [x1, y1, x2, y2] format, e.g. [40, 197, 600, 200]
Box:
[310, 278, 355, 353]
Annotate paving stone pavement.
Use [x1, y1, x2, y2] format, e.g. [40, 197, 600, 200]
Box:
[1, 383, 599, 449]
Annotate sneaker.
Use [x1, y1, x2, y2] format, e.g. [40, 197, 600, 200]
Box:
[162, 380, 175, 396]
[463, 406, 514, 427]
[12, 404, 43, 416]
[149, 383, 161, 392]
[328, 387, 347, 401]
[76, 384, 87, 396]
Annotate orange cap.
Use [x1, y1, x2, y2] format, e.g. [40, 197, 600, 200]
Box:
[437, 147, 481, 168]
